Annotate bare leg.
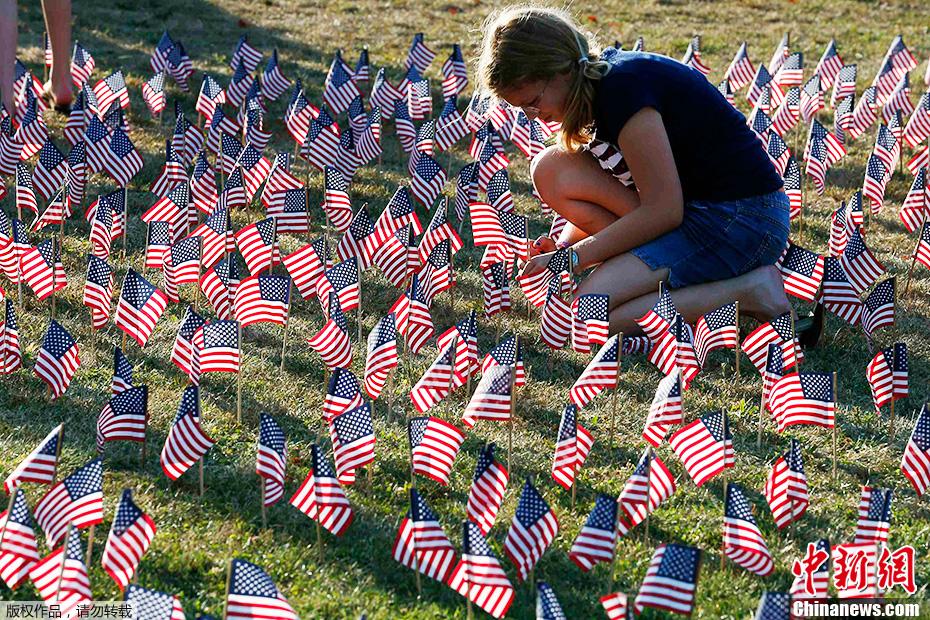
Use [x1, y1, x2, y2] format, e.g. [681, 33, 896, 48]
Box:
[0, 0, 15, 114]
[41, 0, 71, 107]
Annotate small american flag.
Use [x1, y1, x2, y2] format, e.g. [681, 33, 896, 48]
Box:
[142, 71, 166, 117]
[815, 39, 844, 88]
[284, 83, 314, 146]
[801, 75, 825, 123]
[376, 185, 423, 242]
[35, 456, 103, 547]
[0, 300, 22, 374]
[230, 35, 262, 72]
[832, 64, 857, 107]
[766, 131, 792, 174]
[226, 558, 298, 620]
[323, 58, 360, 115]
[741, 311, 801, 372]
[116, 269, 168, 347]
[867, 342, 908, 412]
[82, 254, 113, 331]
[447, 521, 515, 618]
[163, 236, 202, 303]
[104, 127, 143, 188]
[322, 165, 352, 232]
[643, 372, 683, 446]
[466, 443, 508, 536]
[370, 69, 403, 120]
[573, 293, 610, 350]
[600, 592, 631, 620]
[94, 70, 129, 111]
[256, 413, 286, 507]
[693, 302, 738, 367]
[550, 403, 593, 490]
[776, 243, 825, 302]
[805, 137, 829, 194]
[32, 139, 68, 201]
[633, 543, 700, 616]
[307, 292, 352, 371]
[199, 253, 239, 319]
[510, 111, 547, 159]
[63, 93, 87, 147]
[861, 277, 896, 341]
[900, 169, 928, 233]
[391, 275, 434, 355]
[835, 94, 855, 142]
[486, 168, 514, 212]
[101, 488, 156, 590]
[436, 97, 467, 151]
[462, 365, 513, 429]
[20, 239, 67, 301]
[3, 424, 60, 494]
[636, 282, 677, 340]
[503, 479, 559, 581]
[391, 488, 457, 583]
[354, 48, 370, 84]
[411, 154, 446, 208]
[617, 449, 677, 535]
[14, 163, 38, 214]
[783, 157, 802, 219]
[682, 35, 711, 76]
[282, 239, 328, 300]
[481, 335, 523, 388]
[850, 86, 879, 139]
[540, 281, 572, 350]
[723, 483, 774, 576]
[482, 262, 511, 318]
[648, 315, 700, 388]
[405, 33, 436, 72]
[160, 386, 214, 481]
[171, 306, 205, 377]
[902, 404, 930, 496]
[66, 140, 87, 205]
[34, 320, 80, 399]
[289, 444, 354, 536]
[356, 107, 383, 165]
[748, 65, 784, 109]
[855, 486, 892, 544]
[149, 141, 187, 199]
[96, 385, 148, 453]
[819, 257, 863, 325]
[393, 99, 417, 153]
[764, 342, 786, 406]
[0, 488, 39, 590]
[227, 58, 254, 108]
[536, 582, 567, 619]
[335, 129, 361, 182]
[754, 592, 790, 620]
[569, 494, 617, 572]
[323, 368, 363, 423]
[124, 585, 185, 620]
[70, 40, 95, 86]
[570, 334, 619, 408]
[317, 258, 360, 314]
[768, 371, 836, 431]
[764, 438, 808, 529]
[409, 416, 464, 486]
[14, 95, 49, 159]
[234, 274, 290, 327]
[190, 153, 218, 212]
[904, 93, 930, 148]
[28, 525, 91, 614]
[364, 314, 398, 399]
[329, 402, 375, 484]
[725, 42, 756, 90]
[669, 410, 734, 487]
[235, 218, 279, 276]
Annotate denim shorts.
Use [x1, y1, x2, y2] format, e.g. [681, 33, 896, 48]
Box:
[630, 190, 790, 289]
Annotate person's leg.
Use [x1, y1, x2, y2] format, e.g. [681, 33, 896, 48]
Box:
[605, 265, 791, 335]
[531, 145, 640, 236]
[41, 0, 71, 107]
[0, 0, 16, 114]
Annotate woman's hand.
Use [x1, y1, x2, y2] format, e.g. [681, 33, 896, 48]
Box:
[530, 235, 557, 257]
[520, 251, 554, 279]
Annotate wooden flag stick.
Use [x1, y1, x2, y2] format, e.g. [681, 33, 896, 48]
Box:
[280, 280, 292, 373]
[194, 236, 203, 311]
[237, 322, 243, 424]
[832, 371, 838, 479]
[446, 336, 458, 421]
[609, 331, 623, 449]
[221, 558, 232, 620]
[121, 187, 129, 260]
[643, 447, 653, 545]
[507, 339, 518, 474]
[260, 478, 267, 528]
[733, 301, 741, 380]
[50, 238, 57, 321]
[315, 518, 324, 563]
[52, 426, 63, 484]
[720, 479, 728, 571]
[55, 522, 74, 602]
[888, 398, 896, 445]
[357, 264, 364, 344]
[85, 523, 95, 566]
[0, 491, 17, 548]
[14, 183, 22, 314]
[140, 432, 147, 467]
[757, 346, 771, 448]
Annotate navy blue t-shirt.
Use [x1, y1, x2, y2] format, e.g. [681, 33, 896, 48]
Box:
[592, 48, 783, 202]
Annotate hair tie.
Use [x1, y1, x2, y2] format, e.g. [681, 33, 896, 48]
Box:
[578, 56, 590, 66]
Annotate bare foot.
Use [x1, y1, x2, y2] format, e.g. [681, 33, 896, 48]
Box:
[739, 265, 791, 321]
[43, 79, 72, 109]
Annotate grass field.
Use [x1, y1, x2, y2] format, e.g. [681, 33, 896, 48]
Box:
[2, 0, 930, 617]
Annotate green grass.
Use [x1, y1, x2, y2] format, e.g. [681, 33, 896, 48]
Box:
[2, 0, 930, 617]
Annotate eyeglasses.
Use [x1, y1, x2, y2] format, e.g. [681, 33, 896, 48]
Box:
[521, 78, 551, 119]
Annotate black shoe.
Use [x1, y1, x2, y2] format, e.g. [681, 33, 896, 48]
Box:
[796, 303, 824, 350]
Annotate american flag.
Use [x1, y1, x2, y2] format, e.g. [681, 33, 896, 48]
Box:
[237, 144, 272, 200]
[636, 282, 678, 341]
[103, 127, 143, 188]
[14, 162, 38, 214]
[776, 243, 825, 302]
[307, 292, 352, 371]
[633, 543, 700, 616]
[199, 254, 239, 320]
[436, 97, 468, 152]
[317, 258, 359, 314]
[172, 111, 203, 166]
[768, 371, 836, 431]
[829, 194, 862, 255]
[32, 139, 68, 201]
[217, 132, 243, 176]
[643, 371, 683, 446]
[872, 124, 899, 171]
[142, 182, 188, 231]
[284, 83, 315, 146]
[862, 277, 896, 341]
[142, 71, 167, 117]
[540, 280, 572, 350]
[850, 86, 879, 139]
[693, 302, 738, 367]
[392, 488, 457, 583]
[617, 449, 677, 535]
[569, 494, 617, 572]
[486, 168, 515, 213]
[70, 40, 96, 86]
[717, 78, 735, 106]
[819, 256, 864, 325]
[480, 335, 521, 389]
[96, 385, 148, 453]
[323, 166, 353, 232]
[805, 137, 829, 194]
[800, 75, 824, 123]
[404, 32, 436, 72]
[164, 40, 193, 91]
[447, 521, 515, 619]
[741, 311, 801, 372]
[748, 65, 784, 109]
[669, 410, 734, 487]
[419, 202, 463, 265]
[116, 269, 168, 347]
[329, 402, 376, 484]
[573, 293, 610, 351]
[763, 343, 785, 409]
[550, 403, 593, 490]
[409, 416, 464, 486]
[28, 525, 91, 615]
[782, 157, 802, 219]
[230, 35, 263, 72]
[835, 94, 855, 142]
[503, 479, 558, 582]
[900, 169, 928, 233]
[206, 112, 242, 157]
[648, 315, 700, 389]
[391, 275, 434, 355]
[3, 424, 60, 494]
[364, 313, 398, 399]
[482, 262, 511, 318]
[354, 48, 370, 84]
[63, 93, 87, 147]
[477, 141, 510, 192]
[171, 306, 205, 376]
[356, 107, 383, 165]
[94, 70, 130, 111]
[124, 585, 185, 620]
[266, 188, 309, 234]
[234, 273, 290, 327]
[464, 92, 492, 132]
[101, 488, 156, 590]
[163, 236, 202, 302]
[226, 558, 298, 620]
[462, 365, 514, 429]
[600, 592, 630, 620]
[791, 539, 830, 601]
[754, 592, 790, 620]
[815, 39, 844, 88]
[0, 488, 39, 590]
[765, 438, 808, 529]
[323, 368, 363, 423]
[723, 483, 775, 576]
[149, 141, 187, 199]
[227, 58, 254, 108]
[83, 255, 113, 329]
[570, 334, 619, 408]
[766, 131, 792, 175]
[882, 76, 913, 124]
[394, 100, 417, 153]
[725, 42, 756, 90]
[536, 582, 567, 619]
[855, 486, 892, 545]
[34, 320, 80, 400]
[411, 154, 446, 208]
[0, 300, 22, 374]
[767, 33, 791, 74]
[510, 111, 547, 159]
[256, 413, 286, 507]
[466, 443, 508, 536]
[902, 404, 930, 496]
[681, 35, 711, 76]
[20, 239, 67, 301]
[831, 64, 857, 107]
[417, 239, 454, 304]
[14, 95, 49, 159]
[235, 218, 279, 276]
[323, 58, 360, 115]
[904, 93, 930, 148]
[867, 342, 908, 412]
[289, 444, 354, 536]
[34, 456, 103, 547]
[808, 118, 847, 165]
[375, 185, 423, 241]
[370, 69, 403, 120]
[160, 386, 214, 481]
[283, 239, 328, 300]
[190, 153, 218, 212]
[67, 140, 87, 206]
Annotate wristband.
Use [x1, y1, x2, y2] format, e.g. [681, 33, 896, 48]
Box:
[570, 248, 580, 273]
[555, 239, 570, 250]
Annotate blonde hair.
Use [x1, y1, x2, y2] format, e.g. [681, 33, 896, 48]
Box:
[476, 5, 611, 151]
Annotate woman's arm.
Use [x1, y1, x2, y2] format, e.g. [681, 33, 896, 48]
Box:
[570, 107, 684, 269]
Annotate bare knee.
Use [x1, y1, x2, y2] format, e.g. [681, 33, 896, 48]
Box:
[530, 145, 565, 200]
